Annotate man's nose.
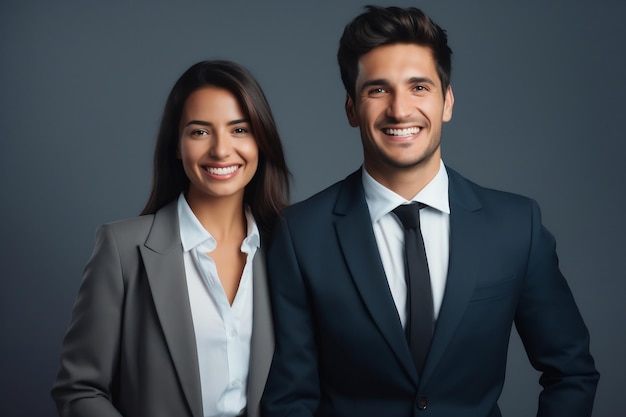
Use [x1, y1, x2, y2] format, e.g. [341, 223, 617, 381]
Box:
[387, 91, 415, 121]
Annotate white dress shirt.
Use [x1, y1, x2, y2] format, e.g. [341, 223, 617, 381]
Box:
[362, 160, 450, 327]
[177, 194, 259, 417]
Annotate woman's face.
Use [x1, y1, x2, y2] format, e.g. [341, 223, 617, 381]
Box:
[178, 86, 259, 203]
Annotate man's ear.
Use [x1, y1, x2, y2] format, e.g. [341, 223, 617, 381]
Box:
[443, 85, 454, 123]
[345, 94, 359, 127]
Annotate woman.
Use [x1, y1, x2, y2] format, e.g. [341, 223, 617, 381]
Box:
[51, 61, 289, 417]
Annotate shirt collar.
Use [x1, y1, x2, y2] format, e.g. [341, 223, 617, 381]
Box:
[177, 193, 260, 253]
[362, 159, 450, 224]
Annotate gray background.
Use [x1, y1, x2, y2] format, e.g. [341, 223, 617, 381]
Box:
[1, 0, 624, 416]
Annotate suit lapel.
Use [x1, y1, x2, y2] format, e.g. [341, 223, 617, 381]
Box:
[334, 170, 418, 382]
[139, 201, 203, 417]
[420, 169, 485, 383]
[247, 250, 273, 417]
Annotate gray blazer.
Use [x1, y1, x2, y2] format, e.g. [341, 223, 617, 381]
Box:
[51, 201, 274, 417]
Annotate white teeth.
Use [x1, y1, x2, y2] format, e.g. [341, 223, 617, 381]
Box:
[206, 165, 239, 175]
[385, 127, 421, 136]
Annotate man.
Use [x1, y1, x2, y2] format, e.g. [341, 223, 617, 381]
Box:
[261, 6, 598, 417]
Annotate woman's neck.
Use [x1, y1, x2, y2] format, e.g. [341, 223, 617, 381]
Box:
[185, 192, 247, 241]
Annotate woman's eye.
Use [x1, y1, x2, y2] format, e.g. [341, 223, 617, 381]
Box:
[192, 129, 209, 136]
[233, 127, 249, 134]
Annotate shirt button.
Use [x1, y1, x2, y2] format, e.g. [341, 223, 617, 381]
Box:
[230, 379, 241, 387]
[417, 395, 428, 410]
[229, 329, 237, 338]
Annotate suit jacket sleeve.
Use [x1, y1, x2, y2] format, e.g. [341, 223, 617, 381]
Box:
[51, 224, 125, 417]
[261, 214, 319, 417]
[515, 200, 599, 417]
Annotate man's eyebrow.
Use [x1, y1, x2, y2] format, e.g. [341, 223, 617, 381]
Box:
[359, 78, 389, 93]
[407, 76, 436, 86]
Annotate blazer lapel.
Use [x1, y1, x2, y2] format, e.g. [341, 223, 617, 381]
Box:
[138, 201, 203, 417]
[420, 169, 485, 383]
[247, 250, 274, 417]
[334, 170, 418, 382]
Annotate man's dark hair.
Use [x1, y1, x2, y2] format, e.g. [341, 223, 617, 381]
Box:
[338, 5, 452, 98]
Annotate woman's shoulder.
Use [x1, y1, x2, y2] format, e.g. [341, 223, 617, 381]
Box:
[97, 201, 178, 246]
[95, 214, 156, 245]
[103, 213, 155, 231]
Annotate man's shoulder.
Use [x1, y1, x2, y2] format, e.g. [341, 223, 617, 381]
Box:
[284, 169, 360, 217]
[447, 166, 537, 212]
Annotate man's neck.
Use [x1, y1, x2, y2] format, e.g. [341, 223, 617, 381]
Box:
[364, 159, 441, 200]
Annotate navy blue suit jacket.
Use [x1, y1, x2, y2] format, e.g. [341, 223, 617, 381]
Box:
[261, 167, 598, 417]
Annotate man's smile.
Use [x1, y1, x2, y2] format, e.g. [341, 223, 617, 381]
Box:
[382, 127, 422, 137]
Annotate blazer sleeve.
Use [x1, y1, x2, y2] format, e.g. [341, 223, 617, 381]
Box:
[515, 200, 599, 417]
[260, 214, 319, 417]
[51, 224, 125, 417]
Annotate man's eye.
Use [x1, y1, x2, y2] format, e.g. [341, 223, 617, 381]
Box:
[413, 85, 426, 92]
[370, 87, 386, 95]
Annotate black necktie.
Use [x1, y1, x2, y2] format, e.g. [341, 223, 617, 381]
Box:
[393, 203, 434, 375]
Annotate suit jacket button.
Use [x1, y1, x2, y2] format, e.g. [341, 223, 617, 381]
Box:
[417, 395, 428, 410]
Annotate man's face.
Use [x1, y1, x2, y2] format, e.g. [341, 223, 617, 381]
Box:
[346, 43, 454, 185]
